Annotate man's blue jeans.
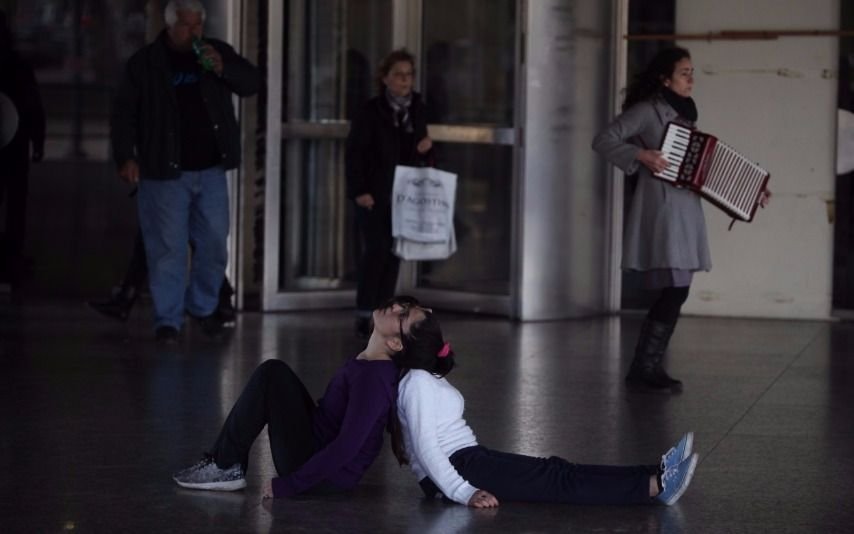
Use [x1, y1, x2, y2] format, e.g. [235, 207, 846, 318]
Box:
[137, 166, 229, 330]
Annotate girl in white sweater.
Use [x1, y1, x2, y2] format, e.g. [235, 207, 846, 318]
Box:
[389, 301, 699, 508]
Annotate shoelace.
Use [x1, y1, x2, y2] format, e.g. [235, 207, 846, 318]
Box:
[660, 462, 682, 491]
[191, 456, 215, 469]
[660, 445, 677, 468]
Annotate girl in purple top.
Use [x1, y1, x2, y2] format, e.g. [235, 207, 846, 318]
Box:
[172, 295, 436, 498]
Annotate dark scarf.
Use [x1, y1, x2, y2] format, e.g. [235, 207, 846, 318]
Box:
[661, 87, 698, 122]
[385, 88, 413, 133]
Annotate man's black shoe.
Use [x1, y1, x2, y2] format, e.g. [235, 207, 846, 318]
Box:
[88, 297, 132, 322]
[217, 281, 236, 327]
[88, 287, 137, 322]
[216, 301, 237, 327]
[155, 326, 179, 344]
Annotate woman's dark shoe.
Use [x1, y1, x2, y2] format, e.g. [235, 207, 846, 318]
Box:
[625, 365, 674, 392]
[88, 288, 137, 322]
[655, 365, 683, 392]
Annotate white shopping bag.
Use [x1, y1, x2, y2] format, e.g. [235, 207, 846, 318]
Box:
[391, 165, 457, 260]
[394, 226, 457, 261]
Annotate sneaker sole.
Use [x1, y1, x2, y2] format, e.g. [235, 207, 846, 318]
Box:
[173, 477, 247, 492]
[680, 432, 694, 463]
[661, 453, 698, 506]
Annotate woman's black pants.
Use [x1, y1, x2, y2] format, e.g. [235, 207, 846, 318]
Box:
[355, 206, 400, 313]
[445, 446, 658, 505]
[209, 360, 317, 476]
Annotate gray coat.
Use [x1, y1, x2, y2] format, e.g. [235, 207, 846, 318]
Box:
[592, 97, 712, 272]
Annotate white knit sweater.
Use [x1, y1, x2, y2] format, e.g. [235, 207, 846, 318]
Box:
[397, 369, 479, 505]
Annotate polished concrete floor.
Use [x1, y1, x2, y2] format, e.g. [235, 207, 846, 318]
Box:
[1, 298, 853, 533]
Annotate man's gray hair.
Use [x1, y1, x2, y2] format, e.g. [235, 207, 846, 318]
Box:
[164, 0, 207, 27]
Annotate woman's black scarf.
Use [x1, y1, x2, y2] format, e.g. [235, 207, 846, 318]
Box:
[661, 87, 698, 122]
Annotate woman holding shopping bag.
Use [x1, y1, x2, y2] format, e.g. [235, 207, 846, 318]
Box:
[346, 49, 433, 338]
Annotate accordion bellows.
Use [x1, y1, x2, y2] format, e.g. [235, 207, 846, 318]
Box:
[655, 122, 770, 222]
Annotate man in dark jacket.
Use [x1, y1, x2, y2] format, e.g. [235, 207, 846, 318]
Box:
[0, 9, 45, 304]
[110, 0, 258, 343]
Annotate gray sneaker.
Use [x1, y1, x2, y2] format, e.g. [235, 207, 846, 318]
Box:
[173, 456, 246, 491]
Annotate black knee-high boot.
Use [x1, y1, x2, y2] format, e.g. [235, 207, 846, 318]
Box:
[625, 318, 683, 393]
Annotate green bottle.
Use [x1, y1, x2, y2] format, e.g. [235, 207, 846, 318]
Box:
[192, 37, 215, 71]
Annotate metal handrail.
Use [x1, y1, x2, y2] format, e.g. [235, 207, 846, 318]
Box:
[281, 120, 516, 145]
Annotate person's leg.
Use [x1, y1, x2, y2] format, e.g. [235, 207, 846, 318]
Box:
[1, 151, 30, 299]
[5, 159, 28, 271]
[355, 207, 389, 335]
[0, 157, 10, 282]
[217, 275, 237, 324]
[208, 359, 317, 475]
[356, 208, 383, 309]
[185, 166, 229, 319]
[366, 212, 400, 304]
[647, 285, 690, 325]
[137, 175, 192, 331]
[377, 242, 401, 306]
[88, 229, 148, 321]
[450, 446, 658, 505]
[123, 227, 149, 295]
[627, 285, 690, 391]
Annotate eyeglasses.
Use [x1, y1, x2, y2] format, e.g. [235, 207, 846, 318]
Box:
[389, 70, 414, 80]
[379, 296, 432, 338]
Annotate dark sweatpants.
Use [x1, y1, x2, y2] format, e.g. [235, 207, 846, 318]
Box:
[209, 360, 317, 476]
[430, 445, 658, 505]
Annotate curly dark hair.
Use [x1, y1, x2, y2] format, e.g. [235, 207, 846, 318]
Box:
[622, 47, 691, 111]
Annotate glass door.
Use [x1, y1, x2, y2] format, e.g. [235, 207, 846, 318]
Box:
[402, 0, 518, 314]
[263, 0, 519, 314]
[264, 0, 392, 309]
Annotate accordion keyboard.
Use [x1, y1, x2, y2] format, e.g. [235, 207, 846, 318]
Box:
[655, 123, 692, 182]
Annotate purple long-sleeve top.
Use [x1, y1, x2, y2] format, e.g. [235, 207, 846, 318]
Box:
[271, 356, 399, 497]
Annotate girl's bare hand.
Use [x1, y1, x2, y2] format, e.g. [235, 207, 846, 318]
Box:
[467, 489, 499, 508]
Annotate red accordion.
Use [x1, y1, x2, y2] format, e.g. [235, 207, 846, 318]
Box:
[655, 122, 770, 222]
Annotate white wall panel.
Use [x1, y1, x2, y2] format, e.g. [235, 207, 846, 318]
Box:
[676, 0, 839, 318]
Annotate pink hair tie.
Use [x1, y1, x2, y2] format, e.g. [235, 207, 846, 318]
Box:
[437, 342, 452, 358]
